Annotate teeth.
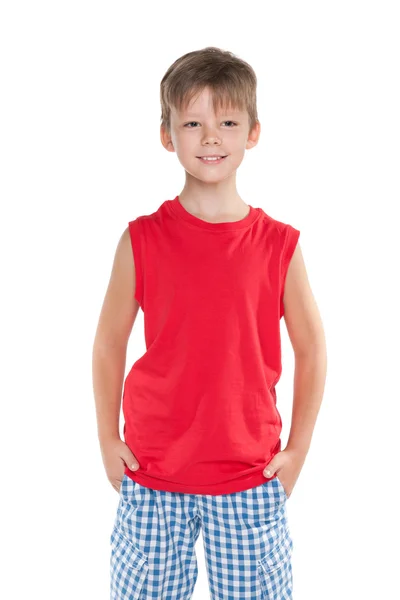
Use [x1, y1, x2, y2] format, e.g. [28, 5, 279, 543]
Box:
[200, 156, 223, 160]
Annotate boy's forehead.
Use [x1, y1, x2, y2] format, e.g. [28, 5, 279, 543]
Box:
[183, 109, 242, 116]
[172, 104, 244, 117]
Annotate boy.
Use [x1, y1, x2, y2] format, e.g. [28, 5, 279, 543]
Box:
[93, 46, 327, 599]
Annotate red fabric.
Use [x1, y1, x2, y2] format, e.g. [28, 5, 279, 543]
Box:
[122, 196, 300, 495]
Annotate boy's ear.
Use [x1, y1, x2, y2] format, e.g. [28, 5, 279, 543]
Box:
[160, 124, 175, 152]
[246, 120, 261, 150]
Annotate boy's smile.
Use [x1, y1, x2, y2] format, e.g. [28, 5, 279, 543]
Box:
[197, 155, 228, 165]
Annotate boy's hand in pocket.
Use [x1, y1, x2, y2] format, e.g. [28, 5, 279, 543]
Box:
[263, 448, 306, 499]
[100, 437, 140, 493]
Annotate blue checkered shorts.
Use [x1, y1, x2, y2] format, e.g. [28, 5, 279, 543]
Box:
[110, 474, 293, 599]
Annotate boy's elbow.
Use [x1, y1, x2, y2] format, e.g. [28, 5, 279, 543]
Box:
[294, 325, 327, 359]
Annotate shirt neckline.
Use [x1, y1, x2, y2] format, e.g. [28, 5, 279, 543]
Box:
[168, 195, 260, 231]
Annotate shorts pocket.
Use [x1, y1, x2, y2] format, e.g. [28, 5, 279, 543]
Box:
[119, 474, 126, 496]
[258, 528, 293, 599]
[110, 526, 149, 600]
[275, 474, 289, 500]
[119, 474, 140, 506]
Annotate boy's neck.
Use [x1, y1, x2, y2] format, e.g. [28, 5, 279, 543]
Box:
[177, 191, 250, 223]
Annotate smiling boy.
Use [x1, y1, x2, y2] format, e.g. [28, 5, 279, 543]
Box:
[93, 46, 327, 599]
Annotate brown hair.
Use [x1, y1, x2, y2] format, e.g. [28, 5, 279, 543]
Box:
[160, 46, 259, 134]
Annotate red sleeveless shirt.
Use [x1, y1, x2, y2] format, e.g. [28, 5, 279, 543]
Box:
[122, 196, 300, 494]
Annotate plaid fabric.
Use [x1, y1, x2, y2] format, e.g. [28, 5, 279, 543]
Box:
[110, 474, 293, 599]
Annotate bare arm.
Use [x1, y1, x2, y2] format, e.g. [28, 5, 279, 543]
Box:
[92, 226, 139, 445]
[283, 243, 327, 456]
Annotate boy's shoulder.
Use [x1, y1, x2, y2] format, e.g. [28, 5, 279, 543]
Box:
[127, 200, 170, 227]
[257, 207, 297, 235]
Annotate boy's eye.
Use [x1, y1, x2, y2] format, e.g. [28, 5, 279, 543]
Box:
[184, 121, 237, 128]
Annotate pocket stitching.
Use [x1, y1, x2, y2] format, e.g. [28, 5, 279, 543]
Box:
[258, 528, 293, 574]
[110, 526, 148, 571]
[110, 527, 149, 600]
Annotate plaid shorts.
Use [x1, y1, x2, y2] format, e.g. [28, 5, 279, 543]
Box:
[110, 474, 293, 599]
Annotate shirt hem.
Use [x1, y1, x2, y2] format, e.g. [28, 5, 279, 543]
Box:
[123, 466, 277, 495]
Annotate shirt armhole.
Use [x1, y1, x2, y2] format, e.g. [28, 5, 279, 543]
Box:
[279, 224, 300, 318]
[128, 218, 144, 309]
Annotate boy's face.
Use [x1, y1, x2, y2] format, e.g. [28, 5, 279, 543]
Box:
[161, 86, 260, 181]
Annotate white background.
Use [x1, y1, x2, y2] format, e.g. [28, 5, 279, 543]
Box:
[1, 1, 399, 598]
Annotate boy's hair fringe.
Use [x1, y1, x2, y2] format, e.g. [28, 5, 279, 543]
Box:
[160, 46, 259, 134]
